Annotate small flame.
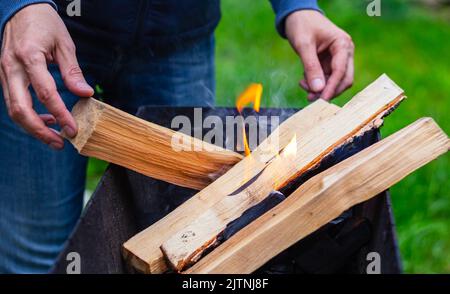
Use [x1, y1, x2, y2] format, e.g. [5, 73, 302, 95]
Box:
[236, 83, 262, 113]
[236, 83, 263, 156]
[282, 134, 297, 159]
[242, 129, 251, 157]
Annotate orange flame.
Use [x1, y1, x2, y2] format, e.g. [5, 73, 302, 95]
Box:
[236, 83, 262, 113]
[242, 129, 251, 157]
[236, 83, 263, 156]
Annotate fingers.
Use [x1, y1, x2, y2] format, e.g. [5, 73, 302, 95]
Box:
[6, 67, 64, 149]
[0, 4, 85, 149]
[299, 79, 320, 101]
[39, 114, 57, 125]
[55, 40, 94, 97]
[2, 46, 73, 148]
[0, 67, 11, 109]
[321, 36, 354, 100]
[334, 55, 354, 96]
[22, 51, 78, 138]
[299, 79, 310, 91]
[297, 42, 326, 93]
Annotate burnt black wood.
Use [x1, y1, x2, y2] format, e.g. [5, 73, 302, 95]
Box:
[51, 107, 402, 274]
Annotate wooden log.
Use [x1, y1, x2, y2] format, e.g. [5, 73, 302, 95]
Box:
[68, 98, 243, 190]
[122, 98, 341, 273]
[160, 74, 406, 271]
[186, 117, 450, 274]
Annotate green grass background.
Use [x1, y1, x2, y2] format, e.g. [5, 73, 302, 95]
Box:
[87, 0, 450, 273]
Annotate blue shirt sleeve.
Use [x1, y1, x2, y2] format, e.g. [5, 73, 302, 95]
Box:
[269, 0, 322, 38]
[0, 1, 56, 45]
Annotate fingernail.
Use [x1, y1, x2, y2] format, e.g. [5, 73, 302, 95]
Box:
[76, 82, 94, 93]
[62, 125, 77, 138]
[311, 78, 325, 92]
[49, 142, 63, 150]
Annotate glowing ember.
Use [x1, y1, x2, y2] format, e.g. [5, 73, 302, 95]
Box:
[235, 83, 263, 156]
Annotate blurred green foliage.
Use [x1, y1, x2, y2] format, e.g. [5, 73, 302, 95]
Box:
[87, 0, 449, 273]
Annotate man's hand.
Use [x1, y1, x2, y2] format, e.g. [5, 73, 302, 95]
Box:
[0, 4, 94, 149]
[285, 10, 354, 101]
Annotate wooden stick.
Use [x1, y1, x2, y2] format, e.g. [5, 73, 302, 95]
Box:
[69, 98, 243, 190]
[186, 118, 450, 274]
[122, 98, 340, 273]
[160, 74, 405, 271]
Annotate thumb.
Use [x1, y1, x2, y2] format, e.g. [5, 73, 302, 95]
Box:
[297, 43, 325, 93]
[55, 41, 94, 97]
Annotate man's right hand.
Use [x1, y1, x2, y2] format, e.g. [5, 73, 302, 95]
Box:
[0, 3, 94, 150]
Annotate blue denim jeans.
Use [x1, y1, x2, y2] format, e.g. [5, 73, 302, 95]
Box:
[0, 35, 215, 273]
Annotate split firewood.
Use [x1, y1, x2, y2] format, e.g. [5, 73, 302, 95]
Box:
[186, 118, 450, 274]
[122, 98, 340, 273]
[160, 74, 405, 272]
[68, 98, 243, 190]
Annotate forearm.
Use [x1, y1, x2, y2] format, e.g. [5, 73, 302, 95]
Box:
[0, 0, 56, 44]
[269, 0, 321, 37]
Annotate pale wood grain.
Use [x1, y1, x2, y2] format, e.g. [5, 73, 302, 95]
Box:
[69, 98, 243, 190]
[160, 74, 406, 271]
[186, 118, 449, 273]
[122, 98, 340, 273]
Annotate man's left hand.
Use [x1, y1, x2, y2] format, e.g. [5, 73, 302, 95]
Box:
[285, 10, 354, 101]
